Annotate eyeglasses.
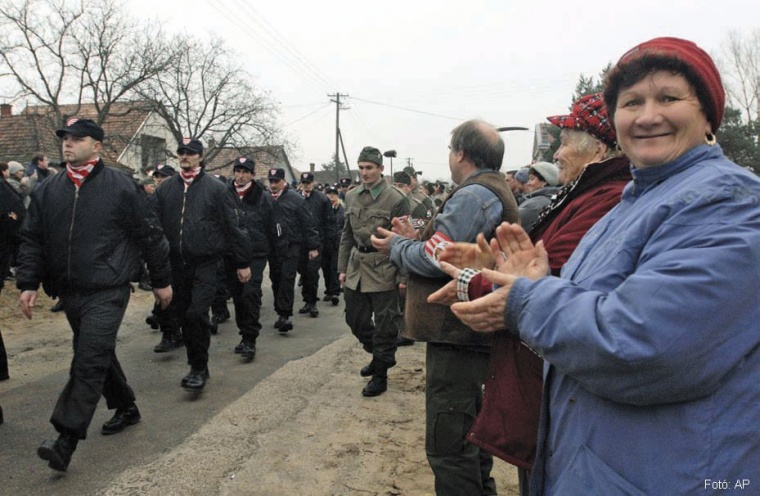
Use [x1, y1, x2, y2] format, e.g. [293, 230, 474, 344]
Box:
[177, 150, 199, 157]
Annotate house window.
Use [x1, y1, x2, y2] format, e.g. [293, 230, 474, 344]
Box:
[141, 135, 167, 172]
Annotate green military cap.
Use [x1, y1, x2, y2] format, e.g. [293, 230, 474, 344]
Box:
[357, 146, 383, 166]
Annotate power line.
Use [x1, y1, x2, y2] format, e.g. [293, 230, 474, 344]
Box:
[284, 103, 332, 127]
[224, 0, 337, 91]
[348, 96, 464, 121]
[205, 0, 335, 94]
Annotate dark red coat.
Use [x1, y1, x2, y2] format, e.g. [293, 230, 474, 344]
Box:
[466, 155, 631, 469]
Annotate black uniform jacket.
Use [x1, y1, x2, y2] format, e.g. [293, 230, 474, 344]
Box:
[154, 169, 249, 268]
[230, 180, 277, 259]
[16, 160, 170, 297]
[272, 188, 320, 251]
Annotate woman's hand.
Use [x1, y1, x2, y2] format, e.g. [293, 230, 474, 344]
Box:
[427, 261, 464, 306]
[450, 269, 513, 332]
[490, 223, 550, 280]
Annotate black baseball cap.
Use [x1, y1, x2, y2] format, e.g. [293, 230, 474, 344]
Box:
[153, 164, 176, 177]
[56, 118, 105, 142]
[268, 168, 285, 181]
[300, 172, 314, 183]
[233, 156, 256, 173]
[177, 138, 203, 156]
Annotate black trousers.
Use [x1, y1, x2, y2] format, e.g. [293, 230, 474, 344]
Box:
[298, 247, 322, 305]
[320, 236, 340, 297]
[268, 244, 300, 318]
[170, 257, 219, 370]
[425, 343, 495, 496]
[0, 328, 7, 380]
[52, 286, 135, 440]
[343, 286, 400, 366]
[226, 256, 267, 340]
[211, 259, 229, 316]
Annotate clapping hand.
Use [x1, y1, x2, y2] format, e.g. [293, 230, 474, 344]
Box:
[437, 233, 494, 270]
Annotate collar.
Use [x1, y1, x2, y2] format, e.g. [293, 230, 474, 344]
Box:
[628, 144, 721, 195]
[356, 178, 387, 199]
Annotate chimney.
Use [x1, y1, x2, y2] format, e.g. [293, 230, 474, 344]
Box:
[309, 162, 315, 173]
[0, 104, 11, 117]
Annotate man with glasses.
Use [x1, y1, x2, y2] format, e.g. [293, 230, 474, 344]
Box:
[154, 138, 251, 391]
[266, 168, 319, 333]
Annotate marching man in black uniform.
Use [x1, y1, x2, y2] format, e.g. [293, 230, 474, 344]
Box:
[297, 172, 334, 318]
[16, 118, 172, 472]
[266, 168, 319, 333]
[154, 138, 250, 391]
[228, 157, 277, 359]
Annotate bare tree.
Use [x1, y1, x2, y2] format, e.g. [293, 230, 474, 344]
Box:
[0, 0, 177, 132]
[136, 34, 284, 167]
[720, 29, 760, 125]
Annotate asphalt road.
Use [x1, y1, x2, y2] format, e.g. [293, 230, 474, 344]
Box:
[0, 281, 348, 496]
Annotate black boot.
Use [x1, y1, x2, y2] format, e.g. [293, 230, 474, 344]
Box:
[153, 333, 177, 353]
[360, 357, 376, 377]
[38, 433, 78, 472]
[211, 306, 230, 325]
[309, 302, 319, 318]
[145, 314, 159, 330]
[362, 361, 389, 397]
[101, 404, 141, 435]
[182, 367, 209, 391]
[235, 338, 256, 359]
[298, 303, 313, 314]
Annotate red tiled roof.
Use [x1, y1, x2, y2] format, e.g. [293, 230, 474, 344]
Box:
[0, 101, 150, 171]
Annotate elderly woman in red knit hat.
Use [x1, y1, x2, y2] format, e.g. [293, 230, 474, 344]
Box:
[438, 37, 760, 494]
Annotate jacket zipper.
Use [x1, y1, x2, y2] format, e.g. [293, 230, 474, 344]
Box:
[67, 187, 79, 283]
[179, 185, 188, 263]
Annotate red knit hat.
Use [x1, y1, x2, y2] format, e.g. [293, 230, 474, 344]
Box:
[547, 93, 617, 147]
[616, 37, 725, 131]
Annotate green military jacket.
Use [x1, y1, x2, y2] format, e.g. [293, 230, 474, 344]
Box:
[338, 178, 410, 292]
[408, 191, 432, 230]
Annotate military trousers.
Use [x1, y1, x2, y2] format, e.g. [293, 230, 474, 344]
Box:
[52, 285, 135, 440]
[268, 244, 299, 318]
[226, 256, 267, 340]
[343, 286, 400, 366]
[320, 236, 341, 297]
[298, 247, 322, 305]
[171, 257, 218, 370]
[425, 342, 496, 496]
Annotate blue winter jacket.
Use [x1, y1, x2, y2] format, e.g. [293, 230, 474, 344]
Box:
[505, 145, 760, 495]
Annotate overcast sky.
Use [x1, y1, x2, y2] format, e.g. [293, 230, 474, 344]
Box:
[126, 0, 758, 181]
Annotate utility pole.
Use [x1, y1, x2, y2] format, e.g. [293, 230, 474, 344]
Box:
[329, 93, 349, 183]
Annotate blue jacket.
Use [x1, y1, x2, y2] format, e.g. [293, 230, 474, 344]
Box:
[506, 145, 760, 495]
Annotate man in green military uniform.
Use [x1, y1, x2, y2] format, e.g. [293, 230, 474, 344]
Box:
[393, 171, 431, 232]
[338, 146, 410, 397]
[404, 165, 435, 218]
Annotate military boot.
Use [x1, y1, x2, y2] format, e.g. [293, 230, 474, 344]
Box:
[362, 361, 389, 397]
[38, 433, 78, 472]
[360, 357, 376, 377]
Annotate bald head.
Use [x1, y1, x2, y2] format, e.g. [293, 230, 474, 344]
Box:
[450, 119, 504, 171]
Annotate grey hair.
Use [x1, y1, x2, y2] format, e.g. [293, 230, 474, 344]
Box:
[562, 129, 621, 160]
